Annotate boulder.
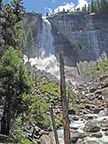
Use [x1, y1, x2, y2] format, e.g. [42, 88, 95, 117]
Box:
[84, 121, 100, 132]
[68, 109, 76, 115]
[76, 139, 84, 144]
[104, 131, 108, 136]
[70, 131, 88, 143]
[83, 140, 100, 144]
[94, 108, 104, 114]
[70, 132, 79, 143]
[76, 138, 100, 144]
[89, 87, 97, 93]
[98, 109, 108, 116]
[39, 135, 53, 144]
[91, 132, 102, 138]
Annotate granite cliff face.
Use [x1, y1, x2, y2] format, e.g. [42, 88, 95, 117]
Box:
[48, 12, 108, 72]
[23, 12, 108, 74]
[22, 13, 42, 57]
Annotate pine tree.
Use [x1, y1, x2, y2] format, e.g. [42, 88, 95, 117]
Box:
[2, 0, 24, 50]
[11, 0, 25, 22]
[0, 47, 33, 135]
[90, 0, 108, 13]
[0, 0, 5, 54]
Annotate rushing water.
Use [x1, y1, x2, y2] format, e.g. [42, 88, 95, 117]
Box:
[50, 114, 108, 144]
[40, 17, 55, 56]
[26, 17, 60, 78]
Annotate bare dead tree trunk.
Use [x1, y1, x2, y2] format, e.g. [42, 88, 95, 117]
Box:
[0, 0, 2, 10]
[50, 105, 59, 144]
[60, 52, 70, 144]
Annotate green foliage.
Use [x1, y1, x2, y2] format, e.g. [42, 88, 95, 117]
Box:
[95, 60, 108, 72]
[92, 60, 108, 87]
[75, 103, 85, 109]
[2, 0, 24, 49]
[66, 83, 77, 103]
[35, 78, 60, 100]
[55, 113, 62, 126]
[11, 0, 25, 21]
[25, 77, 60, 128]
[30, 98, 50, 128]
[11, 121, 33, 144]
[89, 0, 108, 13]
[0, 47, 33, 134]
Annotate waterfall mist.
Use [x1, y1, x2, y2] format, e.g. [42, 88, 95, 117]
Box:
[28, 17, 60, 78]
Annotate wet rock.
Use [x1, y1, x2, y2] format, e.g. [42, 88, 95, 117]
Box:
[91, 132, 102, 138]
[84, 121, 100, 132]
[72, 116, 79, 121]
[76, 139, 100, 144]
[76, 139, 84, 144]
[39, 134, 53, 144]
[94, 108, 104, 114]
[98, 109, 108, 116]
[70, 132, 88, 143]
[83, 140, 100, 144]
[101, 126, 108, 131]
[97, 95, 104, 100]
[104, 131, 108, 136]
[100, 120, 108, 131]
[70, 132, 79, 143]
[83, 114, 98, 120]
[94, 89, 102, 95]
[0, 134, 9, 141]
[68, 109, 76, 115]
[85, 103, 96, 110]
[89, 87, 97, 93]
[80, 109, 90, 115]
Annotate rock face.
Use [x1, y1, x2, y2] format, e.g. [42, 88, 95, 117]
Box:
[22, 13, 42, 57]
[22, 12, 108, 75]
[48, 12, 108, 72]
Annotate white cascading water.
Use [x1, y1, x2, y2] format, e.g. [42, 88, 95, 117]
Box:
[29, 17, 59, 79]
[50, 114, 108, 144]
[40, 17, 55, 56]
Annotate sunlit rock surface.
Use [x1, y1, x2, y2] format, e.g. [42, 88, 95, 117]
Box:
[22, 12, 108, 75]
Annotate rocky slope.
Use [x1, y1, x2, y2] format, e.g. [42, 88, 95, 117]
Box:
[19, 68, 108, 144]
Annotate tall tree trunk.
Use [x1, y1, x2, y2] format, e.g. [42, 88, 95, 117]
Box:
[0, 0, 2, 10]
[50, 105, 59, 144]
[1, 103, 7, 134]
[60, 52, 70, 144]
[1, 86, 11, 135]
[1, 102, 11, 135]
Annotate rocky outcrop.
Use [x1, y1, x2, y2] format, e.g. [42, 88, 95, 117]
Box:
[22, 13, 42, 57]
[48, 12, 108, 73]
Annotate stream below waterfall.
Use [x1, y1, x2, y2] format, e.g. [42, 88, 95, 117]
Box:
[49, 113, 108, 144]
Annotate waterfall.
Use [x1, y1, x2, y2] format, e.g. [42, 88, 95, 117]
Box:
[28, 17, 59, 79]
[39, 17, 54, 57]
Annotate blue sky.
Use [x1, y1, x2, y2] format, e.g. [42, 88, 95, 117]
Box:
[3, 0, 91, 15]
[23, 0, 91, 14]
